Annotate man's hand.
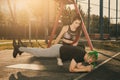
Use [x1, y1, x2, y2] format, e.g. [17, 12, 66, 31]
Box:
[86, 65, 93, 72]
[76, 63, 93, 72]
[69, 59, 93, 72]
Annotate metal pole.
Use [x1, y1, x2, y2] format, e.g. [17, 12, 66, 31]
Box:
[29, 21, 31, 44]
[43, 0, 49, 44]
[7, 0, 15, 22]
[25, 24, 27, 39]
[116, 0, 118, 39]
[88, 0, 90, 34]
[99, 0, 104, 40]
[108, 0, 110, 38]
[13, 0, 17, 22]
[47, 2, 64, 47]
[73, 0, 94, 50]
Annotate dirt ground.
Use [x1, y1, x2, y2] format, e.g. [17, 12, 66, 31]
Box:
[0, 40, 120, 80]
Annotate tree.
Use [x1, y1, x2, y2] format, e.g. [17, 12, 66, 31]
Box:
[87, 14, 110, 34]
[0, 11, 5, 39]
[89, 14, 99, 33]
[103, 16, 109, 33]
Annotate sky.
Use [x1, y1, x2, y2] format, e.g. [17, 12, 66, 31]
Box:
[68, 0, 120, 23]
[79, 0, 120, 23]
[0, 0, 120, 23]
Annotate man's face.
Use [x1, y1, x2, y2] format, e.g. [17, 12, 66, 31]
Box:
[85, 55, 94, 64]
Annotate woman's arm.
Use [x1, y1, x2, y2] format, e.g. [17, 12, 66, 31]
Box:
[54, 26, 67, 44]
[72, 30, 82, 46]
[72, 40, 79, 46]
[69, 59, 93, 72]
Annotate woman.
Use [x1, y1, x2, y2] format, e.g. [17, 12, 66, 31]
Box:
[54, 15, 83, 65]
[54, 15, 82, 46]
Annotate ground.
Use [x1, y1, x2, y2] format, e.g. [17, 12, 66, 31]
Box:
[0, 40, 120, 80]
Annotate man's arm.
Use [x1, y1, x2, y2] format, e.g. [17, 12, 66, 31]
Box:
[69, 59, 93, 72]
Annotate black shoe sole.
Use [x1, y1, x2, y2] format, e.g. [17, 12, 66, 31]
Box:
[13, 49, 18, 58]
[13, 39, 19, 58]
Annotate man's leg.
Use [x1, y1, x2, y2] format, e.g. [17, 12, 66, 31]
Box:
[13, 39, 63, 65]
[18, 44, 62, 58]
[13, 39, 22, 58]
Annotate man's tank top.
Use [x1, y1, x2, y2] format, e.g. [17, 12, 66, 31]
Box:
[60, 45, 86, 63]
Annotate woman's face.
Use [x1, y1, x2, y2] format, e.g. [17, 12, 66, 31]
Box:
[72, 19, 81, 28]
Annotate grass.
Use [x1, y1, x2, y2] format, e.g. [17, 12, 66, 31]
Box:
[0, 40, 120, 52]
[80, 40, 120, 52]
[0, 44, 13, 50]
[0, 40, 48, 50]
[92, 41, 120, 52]
[0, 40, 12, 42]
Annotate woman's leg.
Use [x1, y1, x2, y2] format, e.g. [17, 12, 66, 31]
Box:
[19, 44, 62, 58]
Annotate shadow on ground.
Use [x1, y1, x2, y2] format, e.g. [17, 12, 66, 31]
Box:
[9, 72, 74, 80]
[8, 56, 84, 80]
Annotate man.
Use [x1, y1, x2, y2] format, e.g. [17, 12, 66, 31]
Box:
[13, 39, 98, 72]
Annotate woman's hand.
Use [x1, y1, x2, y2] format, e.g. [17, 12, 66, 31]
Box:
[54, 26, 67, 44]
[72, 42, 78, 46]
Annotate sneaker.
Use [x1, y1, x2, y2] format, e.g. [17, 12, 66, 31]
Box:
[18, 39, 25, 55]
[18, 39, 27, 47]
[19, 51, 23, 56]
[57, 58, 63, 66]
[13, 39, 19, 58]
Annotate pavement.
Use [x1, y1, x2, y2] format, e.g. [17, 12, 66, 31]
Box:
[0, 48, 120, 80]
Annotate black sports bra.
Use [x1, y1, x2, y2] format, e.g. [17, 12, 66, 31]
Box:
[63, 25, 78, 41]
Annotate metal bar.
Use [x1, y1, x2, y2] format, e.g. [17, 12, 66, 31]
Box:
[88, 0, 90, 33]
[29, 21, 32, 47]
[73, 0, 94, 50]
[110, 18, 120, 19]
[47, 2, 64, 47]
[79, 1, 120, 12]
[99, 0, 104, 39]
[108, 0, 110, 37]
[116, 0, 118, 39]
[74, 52, 120, 80]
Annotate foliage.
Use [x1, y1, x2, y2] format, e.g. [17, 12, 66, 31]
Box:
[0, 0, 119, 39]
[90, 14, 99, 33]
[103, 16, 109, 33]
[17, 10, 29, 25]
[86, 14, 110, 34]
[60, 5, 85, 25]
[0, 11, 3, 22]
